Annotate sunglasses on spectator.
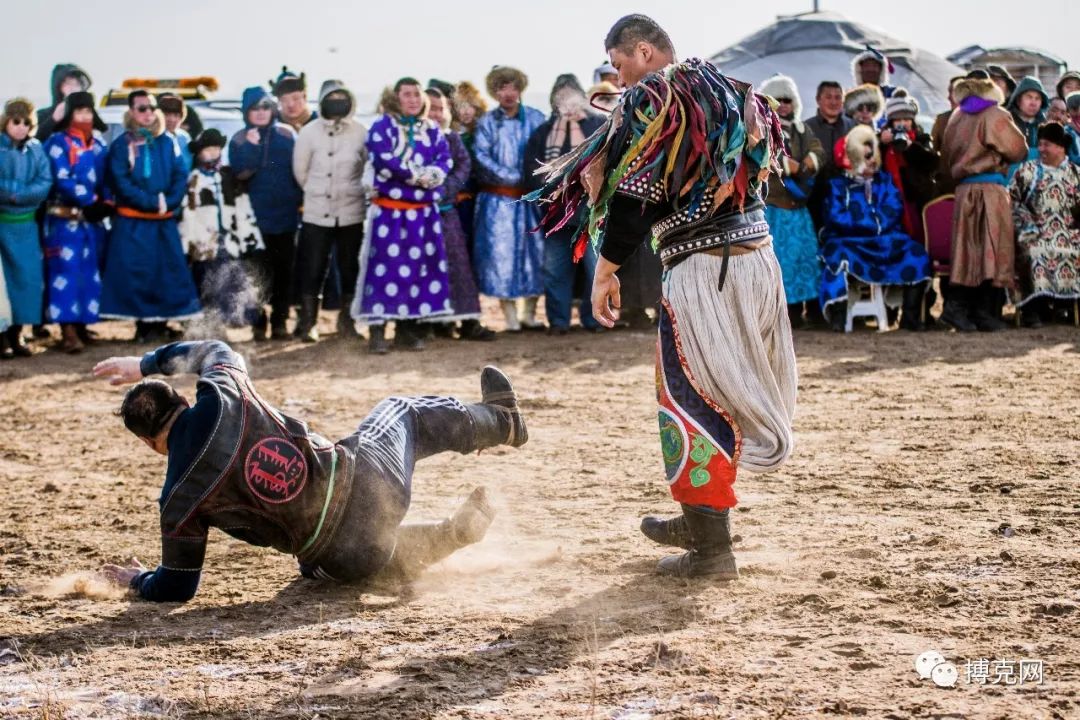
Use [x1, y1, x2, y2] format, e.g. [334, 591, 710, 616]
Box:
[776, 97, 793, 103]
[134, 104, 156, 113]
[253, 101, 275, 110]
[855, 103, 876, 112]
[7, 118, 30, 126]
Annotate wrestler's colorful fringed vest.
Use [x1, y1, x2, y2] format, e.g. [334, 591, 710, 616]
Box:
[524, 58, 785, 262]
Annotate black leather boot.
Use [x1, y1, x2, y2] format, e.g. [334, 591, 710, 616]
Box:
[939, 286, 977, 332]
[478, 365, 527, 447]
[971, 282, 1007, 332]
[380, 487, 496, 581]
[294, 296, 320, 343]
[336, 295, 360, 339]
[899, 282, 926, 331]
[640, 512, 692, 549]
[656, 505, 738, 580]
[368, 325, 389, 354]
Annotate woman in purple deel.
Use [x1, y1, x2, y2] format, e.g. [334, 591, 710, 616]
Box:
[355, 78, 453, 353]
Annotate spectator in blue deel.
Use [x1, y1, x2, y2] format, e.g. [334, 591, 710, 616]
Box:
[100, 90, 199, 342]
[819, 126, 931, 332]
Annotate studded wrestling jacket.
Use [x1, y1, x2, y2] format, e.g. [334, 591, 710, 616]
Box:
[130, 341, 354, 601]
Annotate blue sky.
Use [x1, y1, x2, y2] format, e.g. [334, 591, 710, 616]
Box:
[5, 0, 1076, 109]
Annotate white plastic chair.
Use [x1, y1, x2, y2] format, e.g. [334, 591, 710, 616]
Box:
[846, 282, 890, 333]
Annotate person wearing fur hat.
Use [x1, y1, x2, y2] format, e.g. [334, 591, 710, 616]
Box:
[41, 91, 110, 353]
[523, 74, 605, 334]
[101, 90, 200, 342]
[0, 98, 52, 358]
[472, 65, 546, 331]
[179, 129, 265, 337]
[851, 47, 897, 100]
[1008, 122, 1080, 327]
[940, 76, 1028, 332]
[271, 67, 316, 133]
[818, 126, 931, 331]
[423, 86, 494, 342]
[353, 78, 453, 353]
[292, 79, 368, 343]
[844, 83, 885, 127]
[449, 80, 488, 242]
[35, 63, 91, 143]
[758, 75, 826, 328]
[228, 86, 303, 340]
[158, 93, 192, 171]
[1007, 76, 1050, 159]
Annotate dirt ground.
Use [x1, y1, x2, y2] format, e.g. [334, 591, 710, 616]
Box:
[1, 308, 1079, 719]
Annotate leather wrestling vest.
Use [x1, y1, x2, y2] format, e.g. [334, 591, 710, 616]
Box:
[159, 365, 354, 561]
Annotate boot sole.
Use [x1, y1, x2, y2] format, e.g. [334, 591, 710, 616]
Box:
[656, 551, 739, 580]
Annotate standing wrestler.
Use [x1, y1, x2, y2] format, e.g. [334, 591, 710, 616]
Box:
[93, 341, 527, 601]
[529, 15, 796, 579]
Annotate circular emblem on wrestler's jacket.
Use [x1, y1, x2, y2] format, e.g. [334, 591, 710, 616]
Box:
[658, 409, 687, 485]
[244, 437, 309, 504]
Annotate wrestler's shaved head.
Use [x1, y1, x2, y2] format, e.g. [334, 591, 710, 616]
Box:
[604, 14, 675, 57]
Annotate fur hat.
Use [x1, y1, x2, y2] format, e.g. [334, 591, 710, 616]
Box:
[884, 88, 919, 121]
[1037, 121, 1070, 149]
[844, 83, 885, 120]
[852, 47, 891, 87]
[454, 81, 487, 113]
[55, 91, 107, 133]
[271, 67, 306, 97]
[844, 124, 880, 176]
[1056, 71, 1080, 101]
[157, 92, 187, 121]
[1, 97, 36, 133]
[758, 74, 802, 120]
[985, 65, 1017, 96]
[189, 128, 226, 157]
[486, 66, 528, 97]
[953, 77, 1005, 105]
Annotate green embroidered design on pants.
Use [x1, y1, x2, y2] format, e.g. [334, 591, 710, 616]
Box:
[688, 434, 719, 487]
